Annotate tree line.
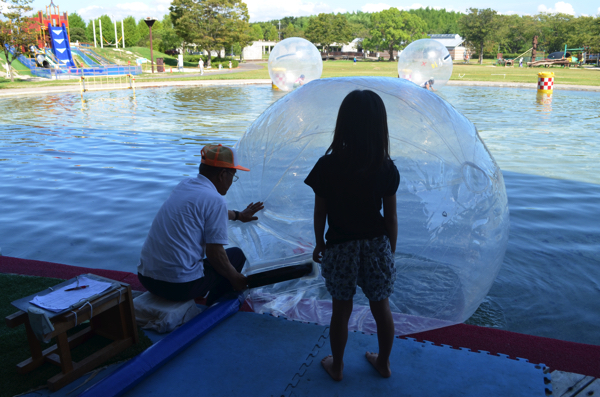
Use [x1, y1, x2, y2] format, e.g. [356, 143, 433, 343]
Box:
[66, 13, 184, 55]
[458, 8, 600, 64]
[2, 0, 600, 79]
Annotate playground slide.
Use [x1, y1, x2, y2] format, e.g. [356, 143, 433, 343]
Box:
[42, 49, 62, 68]
[71, 47, 100, 66]
[80, 48, 112, 65]
[71, 47, 100, 67]
[48, 23, 75, 67]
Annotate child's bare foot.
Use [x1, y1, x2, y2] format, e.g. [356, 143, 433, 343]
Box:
[365, 352, 391, 378]
[321, 355, 343, 381]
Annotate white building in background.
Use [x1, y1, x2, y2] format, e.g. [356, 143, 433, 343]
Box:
[429, 34, 465, 60]
[341, 38, 362, 52]
[242, 41, 278, 60]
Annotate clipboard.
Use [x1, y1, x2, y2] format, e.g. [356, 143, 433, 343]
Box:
[11, 273, 119, 320]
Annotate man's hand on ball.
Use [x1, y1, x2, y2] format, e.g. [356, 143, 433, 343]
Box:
[239, 202, 265, 222]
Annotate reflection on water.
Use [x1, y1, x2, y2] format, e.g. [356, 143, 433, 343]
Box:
[0, 84, 599, 345]
[443, 87, 600, 185]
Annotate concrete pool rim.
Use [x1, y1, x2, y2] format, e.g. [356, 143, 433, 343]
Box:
[1, 78, 600, 98]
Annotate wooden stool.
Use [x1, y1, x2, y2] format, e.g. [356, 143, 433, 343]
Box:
[5, 277, 139, 391]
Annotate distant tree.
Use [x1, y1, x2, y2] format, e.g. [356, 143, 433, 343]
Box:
[363, 8, 426, 60]
[344, 10, 371, 27]
[157, 14, 185, 53]
[135, 18, 163, 48]
[160, 30, 183, 53]
[343, 11, 371, 48]
[305, 13, 352, 52]
[284, 23, 303, 39]
[136, 18, 150, 46]
[407, 7, 463, 34]
[170, 0, 251, 67]
[122, 16, 140, 47]
[86, 15, 116, 46]
[575, 16, 600, 52]
[69, 27, 87, 43]
[265, 24, 278, 41]
[250, 24, 263, 41]
[85, 20, 94, 44]
[0, 0, 38, 82]
[348, 21, 370, 41]
[331, 14, 353, 45]
[493, 14, 540, 55]
[68, 12, 87, 34]
[458, 8, 503, 64]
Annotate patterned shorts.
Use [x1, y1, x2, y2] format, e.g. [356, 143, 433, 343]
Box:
[321, 235, 396, 301]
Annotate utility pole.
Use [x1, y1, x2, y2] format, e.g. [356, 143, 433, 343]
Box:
[122, 20, 125, 49]
[278, 20, 281, 41]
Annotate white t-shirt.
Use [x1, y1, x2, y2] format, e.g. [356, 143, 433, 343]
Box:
[138, 174, 229, 283]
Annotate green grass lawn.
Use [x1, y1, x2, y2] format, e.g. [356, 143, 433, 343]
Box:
[1, 52, 33, 77]
[451, 62, 600, 86]
[0, 77, 79, 90]
[2, 56, 598, 90]
[133, 59, 600, 86]
[0, 273, 152, 397]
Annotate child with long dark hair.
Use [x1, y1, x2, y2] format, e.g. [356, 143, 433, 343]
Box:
[305, 89, 399, 380]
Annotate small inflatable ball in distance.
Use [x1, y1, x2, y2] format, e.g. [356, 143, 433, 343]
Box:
[228, 77, 509, 335]
[398, 39, 453, 89]
[268, 37, 323, 91]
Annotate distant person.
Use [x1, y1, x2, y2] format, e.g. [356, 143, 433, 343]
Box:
[293, 74, 306, 88]
[353, 57, 357, 64]
[177, 54, 184, 72]
[305, 90, 399, 381]
[198, 58, 204, 76]
[519, 57, 523, 67]
[422, 78, 435, 91]
[138, 144, 264, 306]
[228, 60, 232, 69]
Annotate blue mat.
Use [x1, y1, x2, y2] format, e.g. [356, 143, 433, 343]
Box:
[291, 335, 549, 396]
[121, 312, 548, 397]
[123, 312, 328, 397]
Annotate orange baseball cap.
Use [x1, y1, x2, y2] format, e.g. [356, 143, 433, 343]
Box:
[201, 144, 250, 171]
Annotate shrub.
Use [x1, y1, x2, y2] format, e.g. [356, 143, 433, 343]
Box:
[210, 60, 239, 68]
[160, 57, 197, 67]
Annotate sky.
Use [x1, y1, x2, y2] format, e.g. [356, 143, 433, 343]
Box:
[24, 0, 600, 23]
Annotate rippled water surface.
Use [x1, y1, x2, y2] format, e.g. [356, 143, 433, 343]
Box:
[1, 84, 599, 345]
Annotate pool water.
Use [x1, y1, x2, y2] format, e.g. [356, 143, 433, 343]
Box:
[1, 84, 599, 345]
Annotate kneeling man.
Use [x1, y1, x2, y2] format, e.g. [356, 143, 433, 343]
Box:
[138, 144, 264, 306]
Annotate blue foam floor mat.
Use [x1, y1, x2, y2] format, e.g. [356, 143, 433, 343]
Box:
[123, 311, 329, 397]
[20, 311, 549, 397]
[123, 312, 548, 397]
[290, 335, 549, 396]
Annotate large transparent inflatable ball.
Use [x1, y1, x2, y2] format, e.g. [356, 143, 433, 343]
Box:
[228, 77, 509, 335]
[398, 39, 453, 89]
[268, 37, 323, 91]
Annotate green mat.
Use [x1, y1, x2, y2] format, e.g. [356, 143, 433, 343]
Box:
[0, 273, 153, 397]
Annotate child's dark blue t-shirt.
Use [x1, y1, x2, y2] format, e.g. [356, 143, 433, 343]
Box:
[304, 154, 400, 245]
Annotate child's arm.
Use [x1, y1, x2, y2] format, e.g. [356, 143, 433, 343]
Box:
[313, 195, 327, 263]
[383, 195, 398, 253]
